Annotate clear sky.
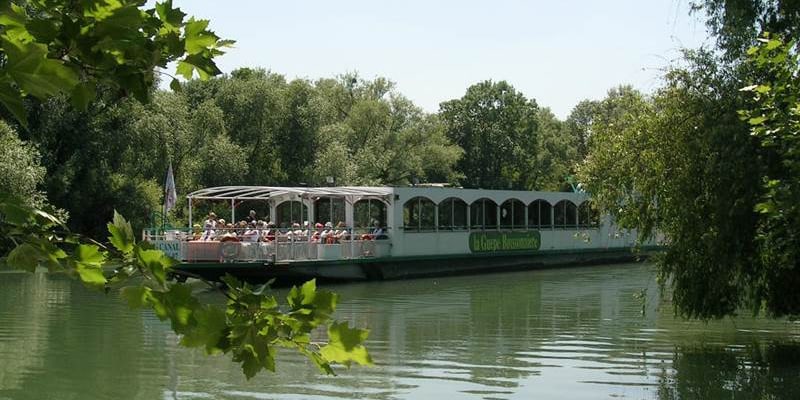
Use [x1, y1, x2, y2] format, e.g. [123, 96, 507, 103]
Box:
[171, 0, 709, 119]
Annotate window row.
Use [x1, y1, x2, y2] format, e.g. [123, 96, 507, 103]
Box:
[403, 197, 599, 232]
[272, 198, 387, 229]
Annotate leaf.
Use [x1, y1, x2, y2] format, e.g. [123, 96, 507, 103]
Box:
[0, 80, 27, 128]
[748, 116, 767, 125]
[135, 248, 175, 286]
[121, 285, 153, 309]
[180, 305, 227, 354]
[2, 37, 78, 99]
[6, 243, 41, 272]
[70, 82, 97, 111]
[155, 0, 186, 30]
[156, 283, 197, 331]
[74, 244, 107, 287]
[183, 18, 218, 55]
[107, 210, 135, 254]
[169, 78, 181, 92]
[319, 322, 372, 367]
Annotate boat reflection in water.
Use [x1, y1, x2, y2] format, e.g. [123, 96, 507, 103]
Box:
[1, 263, 799, 399]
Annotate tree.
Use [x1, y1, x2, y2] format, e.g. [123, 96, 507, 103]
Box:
[0, 0, 231, 127]
[440, 80, 539, 190]
[578, 45, 800, 318]
[534, 107, 576, 191]
[565, 99, 598, 160]
[0, 120, 45, 202]
[310, 75, 461, 186]
[691, 0, 800, 60]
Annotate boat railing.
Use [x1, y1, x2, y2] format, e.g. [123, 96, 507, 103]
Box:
[142, 227, 392, 263]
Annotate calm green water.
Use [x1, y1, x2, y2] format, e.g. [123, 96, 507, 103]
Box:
[1, 263, 799, 400]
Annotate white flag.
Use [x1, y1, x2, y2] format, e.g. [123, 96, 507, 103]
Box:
[164, 163, 177, 212]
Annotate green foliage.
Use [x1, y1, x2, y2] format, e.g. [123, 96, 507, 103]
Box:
[0, 195, 372, 378]
[738, 35, 800, 316]
[0, 0, 232, 126]
[440, 80, 539, 189]
[579, 36, 800, 319]
[690, 0, 800, 60]
[0, 120, 45, 200]
[535, 107, 578, 191]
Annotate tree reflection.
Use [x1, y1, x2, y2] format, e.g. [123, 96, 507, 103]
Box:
[657, 343, 800, 399]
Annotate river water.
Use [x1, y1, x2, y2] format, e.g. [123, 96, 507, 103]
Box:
[1, 263, 799, 400]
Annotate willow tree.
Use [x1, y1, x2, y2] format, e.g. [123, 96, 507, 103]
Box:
[579, 37, 800, 318]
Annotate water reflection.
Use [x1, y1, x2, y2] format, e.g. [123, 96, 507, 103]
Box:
[1, 264, 799, 399]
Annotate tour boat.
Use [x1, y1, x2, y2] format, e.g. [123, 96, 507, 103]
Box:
[146, 186, 652, 282]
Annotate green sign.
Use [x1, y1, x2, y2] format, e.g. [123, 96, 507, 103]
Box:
[469, 231, 541, 253]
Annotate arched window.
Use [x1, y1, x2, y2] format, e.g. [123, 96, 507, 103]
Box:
[470, 198, 498, 230]
[314, 197, 345, 225]
[528, 199, 552, 228]
[403, 197, 436, 232]
[578, 201, 600, 227]
[438, 197, 468, 230]
[354, 199, 387, 229]
[500, 199, 526, 230]
[554, 200, 577, 228]
[276, 201, 308, 226]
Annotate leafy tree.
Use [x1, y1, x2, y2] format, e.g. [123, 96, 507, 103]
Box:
[565, 99, 598, 160]
[308, 76, 461, 186]
[0, 120, 45, 201]
[0, 0, 232, 126]
[534, 107, 576, 191]
[440, 80, 539, 190]
[739, 35, 800, 316]
[691, 0, 800, 59]
[578, 44, 800, 318]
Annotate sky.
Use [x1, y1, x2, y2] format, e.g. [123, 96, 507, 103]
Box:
[171, 0, 710, 119]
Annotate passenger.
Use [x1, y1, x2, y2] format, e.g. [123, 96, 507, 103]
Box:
[334, 221, 349, 241]
[245, 210, 258, 223]
[218, 222, 239, 242]
[361, 220, 386, 240]
[371, 220, 387, 239]
[201, 212, 217, 241]
[290, 222, 303, 239]
[242, 222, 260, 243]
[320, 221, 334, 243]
[262, 221, 277, 241]
[311, 222, 324, 242]
[217, 219, 227, 236]
[191, 224, 202, 241]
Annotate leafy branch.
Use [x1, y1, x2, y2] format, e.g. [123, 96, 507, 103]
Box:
[0, 192, 372, 378]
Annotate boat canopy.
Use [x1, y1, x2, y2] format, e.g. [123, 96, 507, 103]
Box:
[186, 186, 394, 202]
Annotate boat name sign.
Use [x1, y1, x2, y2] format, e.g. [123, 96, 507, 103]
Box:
[153, 240, 182, 259]
[469, 231, 541, 253]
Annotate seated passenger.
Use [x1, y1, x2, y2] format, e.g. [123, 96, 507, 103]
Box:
[262, 221, 277, 241]
[311, 222, 324, 242]
[333, 221, 349, 241]
[290, 222, 303, 239]
[371, 220, 388, 239]
[320, 221, 334, 243]
[191, 224, 202, 241]
[242, 222, 260, 243]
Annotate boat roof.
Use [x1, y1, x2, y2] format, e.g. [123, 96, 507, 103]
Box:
[186, 186, 393, 201]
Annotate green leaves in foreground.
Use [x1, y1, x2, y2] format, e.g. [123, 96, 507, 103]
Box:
[1, 193, 371, 378]
[0, 0, 233, 126]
